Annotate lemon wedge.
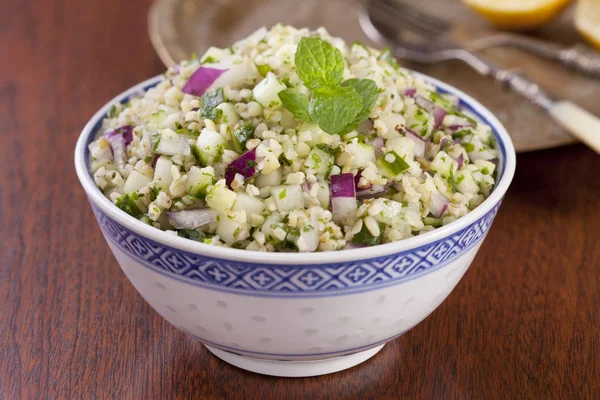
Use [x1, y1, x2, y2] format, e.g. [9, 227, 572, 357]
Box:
[575, 0, 600, 50]
[462, 0, 572, 29]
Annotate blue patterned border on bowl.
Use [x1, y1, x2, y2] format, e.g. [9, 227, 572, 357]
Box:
[92, 201, 500, 298]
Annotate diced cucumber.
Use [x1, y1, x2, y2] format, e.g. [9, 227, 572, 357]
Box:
[304, 147, 334, 177]
[405, 104, 432, 139]
[253, 72, 286, 108]
[232, 122, 255, 153]
[206, 185, 237, 212]
[271, 184, 304, 212]
[186, 166, 215, 199]
[200, 46, 229, 64]
[232, 193, 265, 215]
[123, 170, 152, 194]
[372, 199, 403, 225]
[261, 214, 283, 240]
[297, 219, 319, 252]
[455, 169, 479, 193]
[430, 151, 454, 178]
[339, 141, 375, 169]
[199, 88, 226, 120]
[378, 150, 409, 177]
[153, 157, 174, 192]
[155, 129, 190, 156]
[139, 214, 153, 225]
[315, 180, 330, 209]
[300, 124, 328, 147]
[216, 102, 240, 126]
[475, 159, 496, 176]
[150, 110, 167, 127]
[254, 168, 283, 188]
[196, 128, 226, 165]
[423, 217, 443, 227]
[386, 137, 415, 160]
[378, 113, 405, 138]
[216, 215, 249, 244]
[429, 92, 458, 113]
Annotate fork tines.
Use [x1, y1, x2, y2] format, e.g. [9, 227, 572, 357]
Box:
[367, 0, 451, 40]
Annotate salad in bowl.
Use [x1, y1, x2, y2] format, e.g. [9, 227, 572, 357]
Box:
[76, 25, 514, 377]
[88, 24, 498, 253]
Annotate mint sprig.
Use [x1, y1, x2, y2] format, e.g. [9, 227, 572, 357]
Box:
[278, 88, 311, 122]
[283, 37, 379, 135]
[295, 37, 344, 90]
[340, 78, 378, 133]
[308, 87, 362, 135]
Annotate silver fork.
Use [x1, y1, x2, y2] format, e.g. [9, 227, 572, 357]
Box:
[361, 0, 600, 78]
[360, 0, 600, 154]
[467, 34, 600, 78]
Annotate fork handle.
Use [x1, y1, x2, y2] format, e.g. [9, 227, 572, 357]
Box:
[458, 52, 600, 154]
[557, 44, 600, 78]
[468, 35, 600, 79]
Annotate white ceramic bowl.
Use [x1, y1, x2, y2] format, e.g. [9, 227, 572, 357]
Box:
[75, 73, 516, 377]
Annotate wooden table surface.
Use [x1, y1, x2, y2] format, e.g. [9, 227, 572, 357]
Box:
[1, 0, 599, 398]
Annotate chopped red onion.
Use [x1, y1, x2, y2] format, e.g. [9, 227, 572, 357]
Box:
[331, 173, 357, 225]
[445, 115, 473, 131]
[150, 154, 159, 168]
[456, 153, 464, 169]
[403, 88, 416, 98]
[167, 209, 218, 230]
[225, 148, 257, 188]
[354, 170, 370, 192]
[452, 95, 461, 110]
[331, 173, 356, 198]
[182, 67, 227, 97]
[440, 137, 449, 150]
[302, 181, 313, 193]
[430, 191, 449, 218]
[406, 129, 425, 158]
[440, 204, 448, 218]
[105, 125, 134, 146]
[103, 127, 134, 169]
[372, 137, 385, 157]
[415, 95, 446, 128]
[356, 184, 388, 199]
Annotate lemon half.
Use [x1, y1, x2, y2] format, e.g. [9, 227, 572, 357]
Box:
[575, 0, 600, 50]
[463, 0, 573, 30]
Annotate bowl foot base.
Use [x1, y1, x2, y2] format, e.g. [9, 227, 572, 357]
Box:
[204, 344, 385, 377]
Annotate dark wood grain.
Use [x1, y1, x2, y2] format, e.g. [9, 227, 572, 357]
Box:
[1, 0, 599, 399]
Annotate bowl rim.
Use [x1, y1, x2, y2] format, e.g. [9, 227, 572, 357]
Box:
[75, 73, 516, 266]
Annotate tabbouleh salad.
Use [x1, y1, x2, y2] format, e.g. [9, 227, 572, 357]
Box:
[88, 24, 499, 252]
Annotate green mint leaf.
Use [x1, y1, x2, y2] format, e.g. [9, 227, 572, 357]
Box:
[278, 88, 311, 121]
[295, 37, 344, 90]
[341, 78, 378, 127]
[308, 87, 362, 134]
